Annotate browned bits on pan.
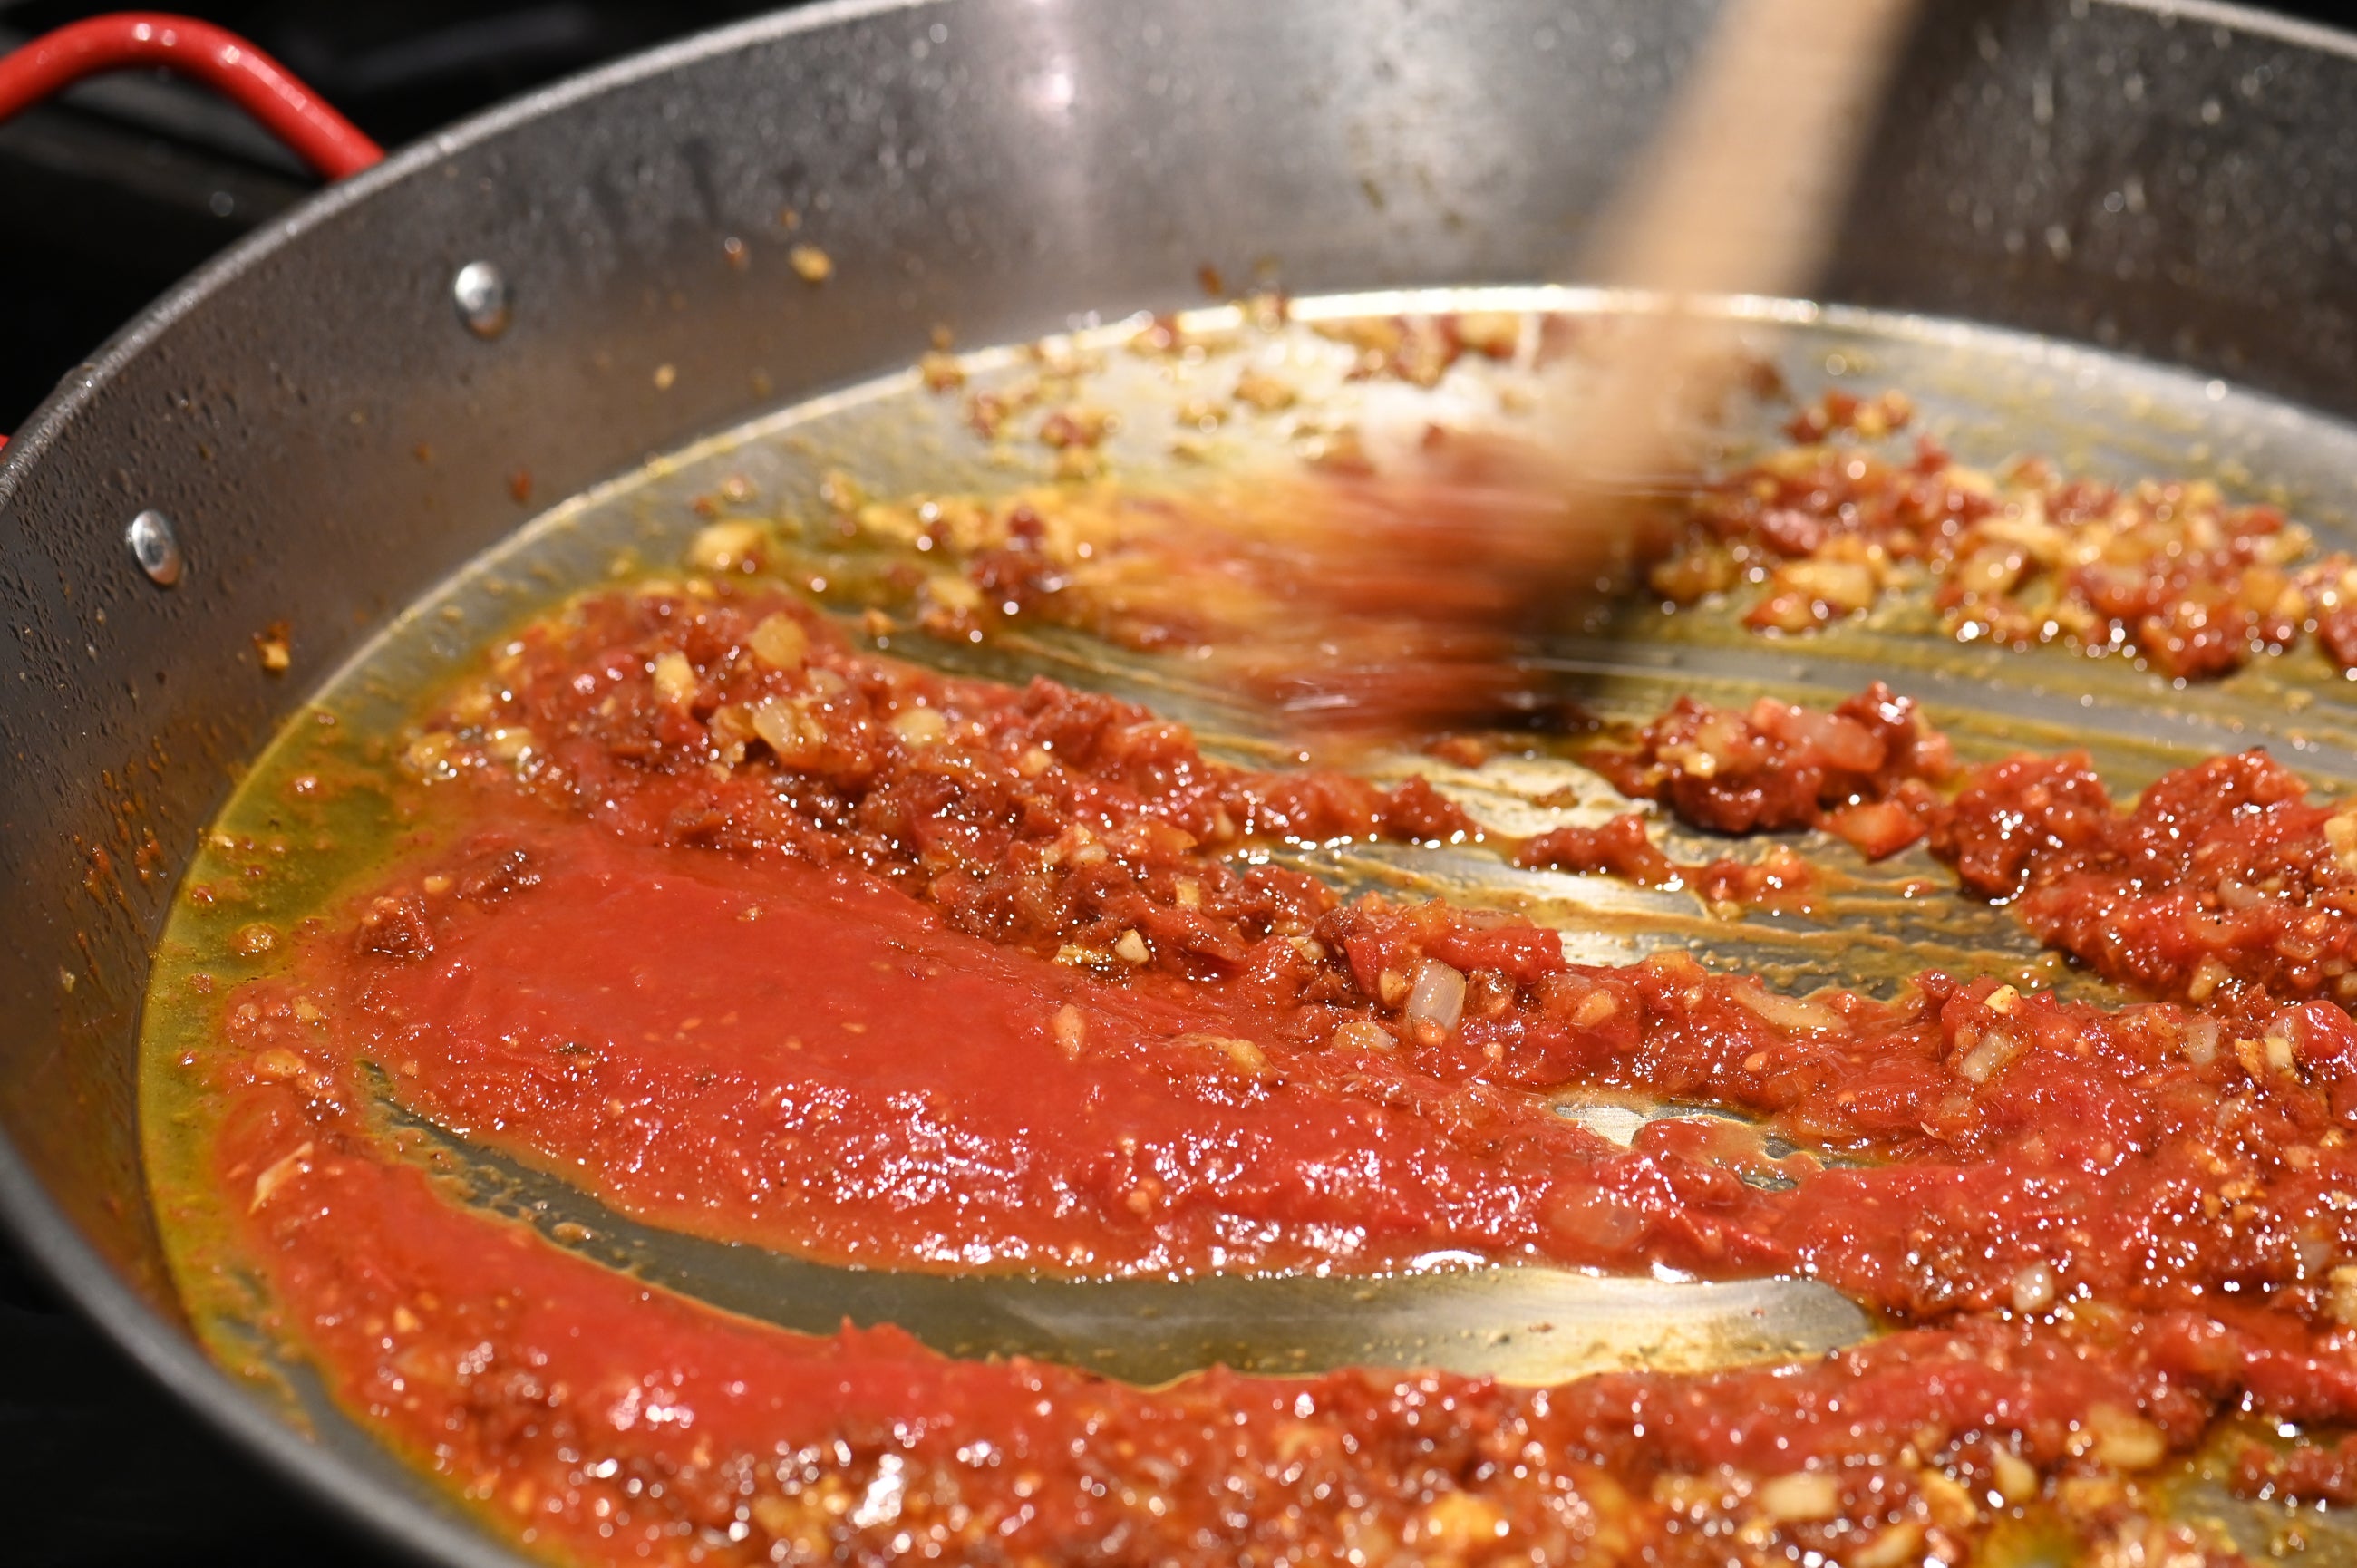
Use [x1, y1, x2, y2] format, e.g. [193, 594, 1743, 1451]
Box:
[1784, 387, 1913, 442]
[964, 387, 1014, 437]
[818, 469, 865, 516]
[253, 623, 292, 674]
[1038, 404, 1115, 450]
[1242, 291, 1289, 331]
[354, 891, 434, 959]
[965, 382, 1042, 440]
[1174, 397, 1226, 431]
[1314, 314, 1460, 387]
[1232, 368, 1298, 412]
[917, 352, 966, 392]
[686, 521, 771, 576]
[1129, 314, 1187, 356]
[1452, 311, 1523, 359]
[507, 468, 533, 504]
[1023, 336, 1101, 380]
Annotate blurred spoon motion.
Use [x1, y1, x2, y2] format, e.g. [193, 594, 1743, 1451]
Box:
[1214, 0, 1926, 748]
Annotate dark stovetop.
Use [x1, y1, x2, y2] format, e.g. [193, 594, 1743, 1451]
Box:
[7, 1, 2357, 1563]
[0, 1244, 408, 1566]
[0, 0, 791, 433]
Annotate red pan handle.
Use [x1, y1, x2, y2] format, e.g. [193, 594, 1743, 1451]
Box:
[0, 11, 383, 179]
[0, 13, 381, 447]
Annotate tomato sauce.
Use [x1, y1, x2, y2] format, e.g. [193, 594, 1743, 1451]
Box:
[180, 581, 2357, 1563]
[237, 803, 2357, 1327]
[220, 1118, 2254, 1567]
[1510, 811, 1819, 911]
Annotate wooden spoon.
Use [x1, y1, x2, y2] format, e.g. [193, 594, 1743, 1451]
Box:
[1236, 0, 1925, 746]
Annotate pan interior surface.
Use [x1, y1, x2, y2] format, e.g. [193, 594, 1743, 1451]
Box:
[137, 286, 2357, 1563]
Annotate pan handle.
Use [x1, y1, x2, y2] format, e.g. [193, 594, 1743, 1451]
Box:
[0, 11, 383, 179]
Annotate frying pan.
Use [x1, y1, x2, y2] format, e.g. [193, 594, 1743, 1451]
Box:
[9, 0, 2357, 1561]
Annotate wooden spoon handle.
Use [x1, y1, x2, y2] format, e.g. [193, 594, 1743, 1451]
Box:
[1561, 0, 1924, 485]
[1592, 0, 1923, 300]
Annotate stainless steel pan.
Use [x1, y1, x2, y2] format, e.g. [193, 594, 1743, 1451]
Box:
[10, 1, 2357, 1560]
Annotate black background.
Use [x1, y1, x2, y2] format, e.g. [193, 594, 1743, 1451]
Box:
[5, 2, 2357, 1563]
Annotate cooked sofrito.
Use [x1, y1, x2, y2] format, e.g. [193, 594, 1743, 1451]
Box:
[849, 367, 2357, 686]
[152, 567, 2357, 1567]
[140, 298, 2357, 1568]
[1585, 684, 2357, 1013]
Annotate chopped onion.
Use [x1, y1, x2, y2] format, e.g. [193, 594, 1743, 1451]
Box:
[2009, 1261, 2057, 1313]
[2330, 1264, 2357, 1328]
[1765, 704, 1886, 772]
[745, 612, 809, 671]
[750, 696, 821, 765]
[1732, 985, 1842, 1035]
[1955, 1027, 2019, 1084]
[1404, 958, 1467, 1033]
[1753, 1471, 1840, 1524]
[2180, 1017, 2222, 1067]
[651, 650, 699, 708]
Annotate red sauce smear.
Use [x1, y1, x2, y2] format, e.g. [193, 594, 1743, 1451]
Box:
[218, 1111, 2248, 1566]
[196, 584, 2357, 1563]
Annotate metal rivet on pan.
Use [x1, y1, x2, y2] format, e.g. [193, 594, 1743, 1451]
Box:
[126, 508, 183, 586]
[452, 260, 512, 339]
